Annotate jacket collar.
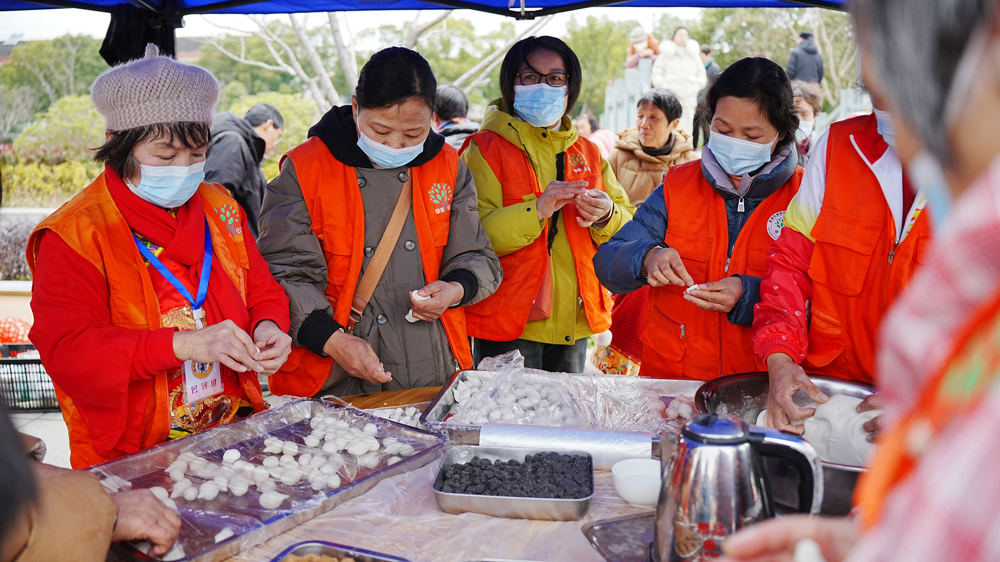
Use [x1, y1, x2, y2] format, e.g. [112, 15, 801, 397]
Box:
[307, 104, 445, 169]
[480, 101, 578, 155]
[701, 142, 799, 200]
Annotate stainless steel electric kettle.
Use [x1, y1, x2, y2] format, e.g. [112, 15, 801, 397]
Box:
[653, 413, 824, 562]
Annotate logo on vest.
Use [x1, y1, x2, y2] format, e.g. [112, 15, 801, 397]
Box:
[429, 183, 453, 215]
[766, 211, 786, 241]
[217, 204, 242, 236]
[569, 152, 591, 174]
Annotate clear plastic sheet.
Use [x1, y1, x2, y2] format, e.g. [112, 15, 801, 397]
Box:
[95, 399, 446, 562]
[228, 455, 653, 562]
[424, 351, 704, 436]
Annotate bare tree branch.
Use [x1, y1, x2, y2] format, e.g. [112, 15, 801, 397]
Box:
[251, 16, 331, 111]
[289, 14, 341, 106]
[203, 37, 289, 73]
[403, 10, 453, 49]
[462, 54, 504, 96]
[328, 12, 358, 93]
[453, 15, 553, 88]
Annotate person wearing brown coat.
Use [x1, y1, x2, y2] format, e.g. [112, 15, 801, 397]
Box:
[0, 404, 180, 562]
[607, 88, 699, 206]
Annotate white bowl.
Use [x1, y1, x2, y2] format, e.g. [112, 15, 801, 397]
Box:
[611, 458, 662, 507]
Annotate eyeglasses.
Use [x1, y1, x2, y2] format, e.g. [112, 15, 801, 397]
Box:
[517, 71, 569, 87]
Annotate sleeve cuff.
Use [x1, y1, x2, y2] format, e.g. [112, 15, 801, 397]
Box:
[441, 269, 479, 307]
[149, 328, 183, 372]
[250, 303, 292, 334]
[762, 344, 802, 364]
[518, 200, 545, 239]
[298, 310, 344, 357]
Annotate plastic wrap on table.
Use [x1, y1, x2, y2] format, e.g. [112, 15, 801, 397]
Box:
[422, 351, 703, 438]
[95, 398, 445, 562]
[227, 456, 653, 562]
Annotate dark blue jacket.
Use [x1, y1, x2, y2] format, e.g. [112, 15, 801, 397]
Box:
[593, 147, 798, 327]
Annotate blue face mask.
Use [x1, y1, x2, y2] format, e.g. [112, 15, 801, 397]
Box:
[513, 84, 567, 128]
[908, 151, 952, 230]
[707, 131, 778, 176]
[874, 108, 897, 150]
[356, 128, 424, 169]
[126, 162, 205, 208]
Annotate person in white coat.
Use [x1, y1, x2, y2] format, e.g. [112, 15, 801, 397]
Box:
[650, 27, 708, 136]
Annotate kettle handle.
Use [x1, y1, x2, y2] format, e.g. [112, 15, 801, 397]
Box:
[750, 428, 825, 515]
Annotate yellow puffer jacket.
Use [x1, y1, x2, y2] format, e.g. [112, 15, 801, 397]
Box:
[461, 102, 635, 345]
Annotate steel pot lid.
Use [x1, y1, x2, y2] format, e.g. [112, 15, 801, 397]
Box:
[682, 413, 750, 445]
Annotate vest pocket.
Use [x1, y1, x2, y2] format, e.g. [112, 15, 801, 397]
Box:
[642, 300, 687, 363]
[809, 210, 882, 296]
[805, 307, 844, 368]
[664, 230, 713, 284]
[747, 244, 771, 275]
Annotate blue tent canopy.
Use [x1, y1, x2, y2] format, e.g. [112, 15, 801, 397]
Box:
[0, 0, 845, 17]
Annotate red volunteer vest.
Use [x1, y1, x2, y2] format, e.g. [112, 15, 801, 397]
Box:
[461, 131, 613, 341]
[641, 160, 802, 380]
[803, 114, 932, 384]
[269, 137, 473, 398]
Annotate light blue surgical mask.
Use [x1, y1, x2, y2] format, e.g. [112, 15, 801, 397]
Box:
[126, 162, 205, 208]
[513, 84, 567, 128]
[908, 151, 951, 230]
[874, 108, 897, 150]
[707, 131, 778, 176]
[356, 128, 424, 169]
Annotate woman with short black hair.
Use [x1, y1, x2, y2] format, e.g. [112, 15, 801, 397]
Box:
[594, 57, 803, 380]
[461, 36, 634, 373]
[258, 46, 501, 397]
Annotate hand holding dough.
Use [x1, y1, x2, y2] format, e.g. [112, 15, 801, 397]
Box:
[405, 290, 430, 323]
[756, 394, 879, 466]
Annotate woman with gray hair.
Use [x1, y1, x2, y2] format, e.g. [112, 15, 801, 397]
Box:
[719, 0, 1000, 561]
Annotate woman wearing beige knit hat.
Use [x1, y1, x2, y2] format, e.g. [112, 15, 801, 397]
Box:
[26, 45, 292, 472]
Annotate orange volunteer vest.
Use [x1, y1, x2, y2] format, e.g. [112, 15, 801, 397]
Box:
[27, 174, 262, 468]
[269, 137, 473, 398]
[641, 160, 803, 380]
[461, 131, 613, 342]
[803, 115, 931, 384]
[855, 284, 1000, 528]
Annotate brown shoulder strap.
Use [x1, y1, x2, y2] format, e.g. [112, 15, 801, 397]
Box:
[346, 172, 413, 333]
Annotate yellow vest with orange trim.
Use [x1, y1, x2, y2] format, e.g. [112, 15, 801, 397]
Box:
[641, 160, 802, 380]
[268, 137, 473, 398]
[803, 116, 932, 384]
[461, 131, 613, 341]
[26, 173, 262, 469]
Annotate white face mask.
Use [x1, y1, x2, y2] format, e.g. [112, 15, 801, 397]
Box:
[874, 108, 897, 150]
[796, 121, 814, 143]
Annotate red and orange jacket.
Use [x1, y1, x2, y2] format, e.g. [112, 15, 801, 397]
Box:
[752, 113, 932, 384]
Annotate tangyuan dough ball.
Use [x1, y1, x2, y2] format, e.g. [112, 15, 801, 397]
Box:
[801, 394, 879, 466]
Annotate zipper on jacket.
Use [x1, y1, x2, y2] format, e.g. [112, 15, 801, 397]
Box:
[738, 197, 745, 212]
[680, 325, 686, 339]
[888, 250, 895, 264]
[724, 257, 731, 273]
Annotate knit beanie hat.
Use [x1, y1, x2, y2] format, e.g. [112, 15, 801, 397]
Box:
[630, 27, 647, 43]
[91, 44, 219, 132]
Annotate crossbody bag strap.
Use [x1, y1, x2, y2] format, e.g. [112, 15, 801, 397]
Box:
[346, 172, 413, 333]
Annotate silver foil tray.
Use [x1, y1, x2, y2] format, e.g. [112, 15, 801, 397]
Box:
[100, 399, 445, 562]
[419, 370, 703, 445]
[270, 540, 410, 562]
[432, 445, 593, 521]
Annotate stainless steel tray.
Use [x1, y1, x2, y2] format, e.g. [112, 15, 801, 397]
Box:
[99, 399, 445, 562]
[270, 540, 410, 562]
[420, 370, 703, 445]
[582, 513, 655, 562]
[432, 445, 593, 521]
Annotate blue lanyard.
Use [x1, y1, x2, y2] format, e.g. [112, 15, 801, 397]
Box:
[133, 218, 213, 313]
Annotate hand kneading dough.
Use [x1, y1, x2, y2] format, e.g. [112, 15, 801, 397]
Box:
[755, 394, 879, 466]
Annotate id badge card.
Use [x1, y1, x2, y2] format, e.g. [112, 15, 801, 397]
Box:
[183, 359, 223, 404]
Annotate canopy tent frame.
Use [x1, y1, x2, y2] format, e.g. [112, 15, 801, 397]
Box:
[4, 0, 845, 71]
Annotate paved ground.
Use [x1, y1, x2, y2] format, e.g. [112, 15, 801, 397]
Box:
[10, 410, 71, 468]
